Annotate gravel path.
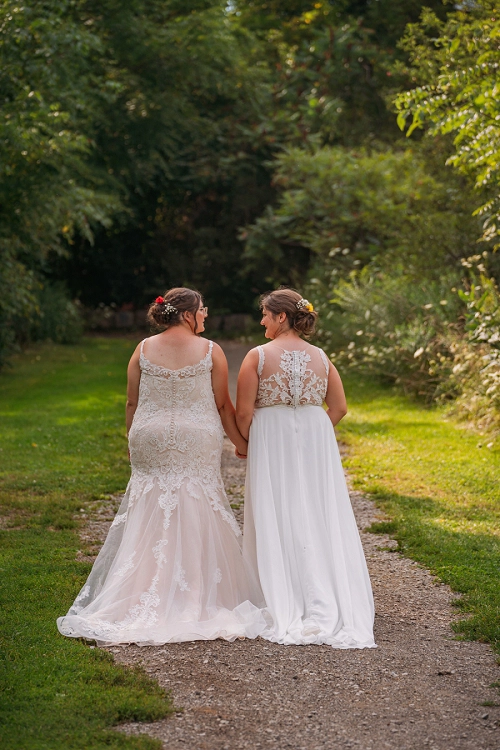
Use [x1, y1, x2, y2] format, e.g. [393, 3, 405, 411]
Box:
[80, 342, 500, 749]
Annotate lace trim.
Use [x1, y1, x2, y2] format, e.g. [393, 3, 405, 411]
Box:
[71, 585, 90, 614]
[257, 346, 265, 376]
[319, 348, 330, 377]
[114, 552, 136, 578]
[127, 469, 242, 538]
[111, 512, 127, 528]
[174, 563, 190, 592]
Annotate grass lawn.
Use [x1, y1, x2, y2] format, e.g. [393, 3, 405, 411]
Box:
[1, 337, 498, 747]
[338, 375, 500, 655]
[0, 337, 173, 749]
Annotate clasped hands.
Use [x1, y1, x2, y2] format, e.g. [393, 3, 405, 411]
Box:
[235, 438, 248, 460]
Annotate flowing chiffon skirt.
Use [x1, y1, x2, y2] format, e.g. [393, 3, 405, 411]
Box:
[243, 404, 376, 648]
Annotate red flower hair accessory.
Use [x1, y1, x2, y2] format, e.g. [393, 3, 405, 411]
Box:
[155, 296, 164, 304]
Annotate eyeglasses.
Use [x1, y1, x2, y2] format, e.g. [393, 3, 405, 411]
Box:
[199, 306, 208, 316]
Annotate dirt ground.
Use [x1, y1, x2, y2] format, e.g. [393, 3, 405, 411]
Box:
[81, 342, 500, 750]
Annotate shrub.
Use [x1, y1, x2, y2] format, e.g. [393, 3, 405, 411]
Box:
[312, 268, 463, 400]
[9, 281, 84, 351]
[31, 282, 84, 344]
[448, 269, 500, 435]
[313, 264, 500, 437]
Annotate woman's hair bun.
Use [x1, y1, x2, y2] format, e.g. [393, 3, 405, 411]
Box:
[147, 287, 202, 331]
[260, 287, 318, 338]
[293, 307, 318, 337]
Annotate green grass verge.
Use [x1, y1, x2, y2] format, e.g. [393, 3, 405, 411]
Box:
[0, 338, 173, 749]
[338, 375, 500, 654]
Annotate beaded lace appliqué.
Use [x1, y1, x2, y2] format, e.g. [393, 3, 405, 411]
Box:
[62, 340, 243, 641]
[256, 347, 329, 408]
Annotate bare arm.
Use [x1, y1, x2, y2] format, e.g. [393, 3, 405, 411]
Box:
[211, 343, 248, 456]
[235, 349, 260, 441]
[324, 361, 348, 427]
[126, 343, 142, 435]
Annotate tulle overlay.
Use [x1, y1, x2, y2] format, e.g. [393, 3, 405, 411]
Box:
[57, 341, 267, 645]
[243, 344, 376, 649]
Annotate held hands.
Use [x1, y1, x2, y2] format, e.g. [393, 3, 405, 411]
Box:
[235, 437, 248, 460]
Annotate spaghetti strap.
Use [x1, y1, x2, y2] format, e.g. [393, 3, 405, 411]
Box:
[140, 339, 147, 356]
[257, 346, 265, 377]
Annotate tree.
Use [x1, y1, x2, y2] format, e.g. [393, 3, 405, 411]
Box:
[395, 3, 500, 247]
[242, 144, 481, 289]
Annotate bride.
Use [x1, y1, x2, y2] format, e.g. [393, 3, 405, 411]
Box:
[236, 288, 375, 648]
[58, 287, 266, 645]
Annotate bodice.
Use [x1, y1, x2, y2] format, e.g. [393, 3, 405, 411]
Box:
[136, 341, 218, 420]
[255, 344, 330, 408]
[129, 340, 225, 478]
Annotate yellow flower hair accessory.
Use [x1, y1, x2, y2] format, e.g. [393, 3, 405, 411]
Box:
[296, 298, 314, 312]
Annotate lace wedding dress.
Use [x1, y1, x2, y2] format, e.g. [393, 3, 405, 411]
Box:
[57, 340, 266, 645]
[243, 343, 376, 648]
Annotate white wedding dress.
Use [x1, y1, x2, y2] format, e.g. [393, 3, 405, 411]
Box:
[57, 339, 266, 645]
[243, 343, 376, 648]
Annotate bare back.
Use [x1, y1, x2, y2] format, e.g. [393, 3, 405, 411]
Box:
[142, 331, 210, 371]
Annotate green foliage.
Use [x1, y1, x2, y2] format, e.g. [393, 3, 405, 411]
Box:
[31, 282, 84, 345]
[0, 0, 125, 363]
[233, 0, 447, 146]
[395, 3, 500, 241]
[312, 261, 500, 434]
[241, 132, 500, 430]
[0, 0, 455, 335]
[0, 338, 172, 747]
[0, 0, 274, 351]
[449, 266, 500, 433]
[243, 144, 480, 287]
[338, 373, 500, 652]
[315, 268, 463, 400]
[0, 248, 37, 367]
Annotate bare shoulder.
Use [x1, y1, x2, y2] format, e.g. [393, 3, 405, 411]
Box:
[313, 343, 333, 362]
[210, 340, 226, 359]
[241, 347, 261, 365]
[128, 341, 143, 374]
[210, 340, 223, 354]
[130, 339, 145, 358]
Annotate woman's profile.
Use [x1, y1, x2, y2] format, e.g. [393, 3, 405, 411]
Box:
[236, 288, 375, 648]
[58, 287, 266, 644]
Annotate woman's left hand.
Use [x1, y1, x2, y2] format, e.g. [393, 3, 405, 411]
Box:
[234, 448, 247, 459]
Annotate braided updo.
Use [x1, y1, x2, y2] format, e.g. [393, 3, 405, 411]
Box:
[260, 288, 318, 338]
[147, 287, 203, 333]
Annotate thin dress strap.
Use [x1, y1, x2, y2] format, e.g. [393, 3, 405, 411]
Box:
[207, 340, 214, 360]
[140, 339, 147, 356]
[257, 345, 265, 377]
[318, 347, 330, 377]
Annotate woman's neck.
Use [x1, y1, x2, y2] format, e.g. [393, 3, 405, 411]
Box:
[161, 324, 196, 340]
[272, 330, 302, 344]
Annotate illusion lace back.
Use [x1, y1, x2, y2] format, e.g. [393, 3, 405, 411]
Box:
[243, 342, 376, 649]
[255, 344, 329, 408]
[58, 339, 266, 645]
